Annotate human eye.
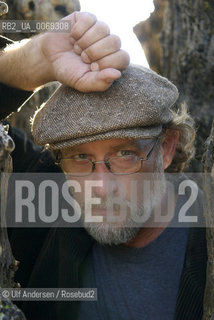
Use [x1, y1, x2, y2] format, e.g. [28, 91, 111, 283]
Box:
[117, 150, 138, 157]
[72, 153, 89, 160]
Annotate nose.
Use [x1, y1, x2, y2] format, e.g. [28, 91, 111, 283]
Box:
[92, 162, 119, 198]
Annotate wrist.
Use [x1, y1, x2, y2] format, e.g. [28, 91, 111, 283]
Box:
[21, 33, 55, 90]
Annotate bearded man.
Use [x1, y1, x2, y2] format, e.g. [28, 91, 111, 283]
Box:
[0, 13, 206, 314]
[16, 64, 205, 320]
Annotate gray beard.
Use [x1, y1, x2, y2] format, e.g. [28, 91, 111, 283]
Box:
[81, 152, 167, 245]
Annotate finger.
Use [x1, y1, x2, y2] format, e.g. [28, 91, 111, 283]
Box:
[60, 12, 77, 32]
[81, 34, 121, 63]
[74, 69, 121, 92]
[70, 12, 97, 41]
[74, 21, 110, 55]
[90, 50, 130, 72]
[97, 68, 121, 83]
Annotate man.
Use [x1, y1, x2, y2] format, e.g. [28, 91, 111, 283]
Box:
[0, 13, 206, 320]
[0, 10, 129, 320]
[24, 65, 206, 320]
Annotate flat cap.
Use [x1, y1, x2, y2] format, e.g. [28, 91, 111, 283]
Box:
[32, 65, 179, 150]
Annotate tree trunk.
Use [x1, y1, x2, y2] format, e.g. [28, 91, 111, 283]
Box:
[0, 123, 26, 319]
[133, 0, 166, 74]
[202, 120, 214, 320]
[134, 0, 214, 317]
[134, 0, 214, 171]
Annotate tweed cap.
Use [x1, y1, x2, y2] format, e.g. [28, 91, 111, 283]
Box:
[32, 65, 179, 150]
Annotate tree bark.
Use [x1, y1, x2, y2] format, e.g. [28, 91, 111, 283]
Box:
[0, 124, 16, 288]
[133, 0, 166, 74]
[134, 0, 214, 170]
[0, 123, 26, 319]
[134, 0, 214, 317]
[202, 120, 214, 320]
[161, 0, 214, 167]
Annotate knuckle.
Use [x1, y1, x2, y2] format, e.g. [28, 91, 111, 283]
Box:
[110, 35, 121, 49]
[120, 50, 130, 67]
[84, 46, 93, 59]
[80, 12, 97, 24]
[74, 43, 83, 55]
[81, 50, 91, 63]
[71, 27, 79, 39]
[95, 21, 110, 35]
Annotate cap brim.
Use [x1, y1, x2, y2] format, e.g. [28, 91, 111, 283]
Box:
[48, 125, 162, 150]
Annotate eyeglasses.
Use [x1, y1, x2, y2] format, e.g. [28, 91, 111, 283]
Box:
[55, 137, 160, 176]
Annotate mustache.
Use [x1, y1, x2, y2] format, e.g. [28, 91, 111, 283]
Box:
[79, 197, 144, 211]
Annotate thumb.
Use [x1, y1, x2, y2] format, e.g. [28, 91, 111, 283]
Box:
[97, 68, 122, 83]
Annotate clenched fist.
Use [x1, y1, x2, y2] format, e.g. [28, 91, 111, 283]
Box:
[40, 12, 130, 92]
[0, 11, 129, 92]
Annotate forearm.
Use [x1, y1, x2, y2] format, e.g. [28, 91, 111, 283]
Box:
[0, 10, 130, 108]
[0, 34, 54, 91]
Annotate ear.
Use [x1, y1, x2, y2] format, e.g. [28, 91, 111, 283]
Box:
[161, 130, 179, 170]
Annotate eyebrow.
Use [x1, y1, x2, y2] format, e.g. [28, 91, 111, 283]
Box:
[62, 146, 84, 155]
[62, 139, 152, 155]
[108, 140, 144, 152]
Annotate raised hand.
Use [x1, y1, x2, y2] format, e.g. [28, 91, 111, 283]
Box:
[39, 11, 130, 92]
